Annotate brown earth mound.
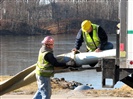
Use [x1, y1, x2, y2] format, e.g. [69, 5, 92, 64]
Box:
[0, 76, 133, 97]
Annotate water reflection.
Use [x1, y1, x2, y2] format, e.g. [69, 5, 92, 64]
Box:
[0, 34, 81, 75]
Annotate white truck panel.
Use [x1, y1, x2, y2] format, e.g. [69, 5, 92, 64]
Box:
[128, 1, 133, 30]
[127, 0, 133, 67]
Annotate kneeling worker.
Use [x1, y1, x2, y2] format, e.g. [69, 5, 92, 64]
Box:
[72, 20, 114, 67]
[72, 20, 113, 53]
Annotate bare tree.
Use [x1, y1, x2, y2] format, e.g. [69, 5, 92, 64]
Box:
[0, 0, 119, 35]
[0, 0, 4, 4]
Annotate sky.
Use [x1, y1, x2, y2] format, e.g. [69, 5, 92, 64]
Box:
[39, 0, 50, 5]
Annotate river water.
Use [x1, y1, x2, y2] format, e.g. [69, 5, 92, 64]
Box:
[0, 33, 123, 89]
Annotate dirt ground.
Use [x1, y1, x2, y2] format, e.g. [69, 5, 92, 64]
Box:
[1, 76, 133, 98]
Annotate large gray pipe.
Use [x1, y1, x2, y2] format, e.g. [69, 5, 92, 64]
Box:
[57, 49, 116, 66]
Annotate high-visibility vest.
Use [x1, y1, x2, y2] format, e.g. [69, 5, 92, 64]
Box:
[82, 24, 100, 51]
[35, 49, 54, 77]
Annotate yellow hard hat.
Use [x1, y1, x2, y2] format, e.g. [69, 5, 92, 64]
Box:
[81, 20, 92, 32]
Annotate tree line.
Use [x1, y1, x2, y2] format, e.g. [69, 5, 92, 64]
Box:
[0, 0, 120, 35]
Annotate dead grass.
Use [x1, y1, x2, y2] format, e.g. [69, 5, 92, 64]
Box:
[1, 76, 133, 97]
[83, 85, 133, 97]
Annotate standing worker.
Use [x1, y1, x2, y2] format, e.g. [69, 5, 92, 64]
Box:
[33, 36, 75, 99]
[72, 20, 113, 53]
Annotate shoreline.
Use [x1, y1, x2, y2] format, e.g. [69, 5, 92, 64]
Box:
[1, 76, 133, 98]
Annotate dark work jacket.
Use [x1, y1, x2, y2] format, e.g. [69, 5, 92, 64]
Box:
[44, 53, 67, 67]
[74, 26, 108, 50]
[41, 45, 67, 67]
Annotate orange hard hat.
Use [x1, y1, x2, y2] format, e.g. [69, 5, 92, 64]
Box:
[81, 20, 92, 32]
[41, 36, 54, 45]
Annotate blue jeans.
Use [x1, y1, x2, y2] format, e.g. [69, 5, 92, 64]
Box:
[101, 42, 114, 50]
[33, 74, 51, 99]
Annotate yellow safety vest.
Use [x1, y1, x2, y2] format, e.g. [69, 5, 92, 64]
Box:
[82, 24, 100, 51]
[35, 49, 54, 77]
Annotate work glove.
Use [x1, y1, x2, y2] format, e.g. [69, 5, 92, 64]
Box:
[71, 48, 80, 54]
[66, 59, 75, 66]
[94, 48, 102, 52]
